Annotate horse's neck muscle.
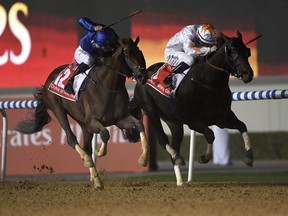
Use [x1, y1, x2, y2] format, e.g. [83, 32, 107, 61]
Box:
[186, 49, 229, 89]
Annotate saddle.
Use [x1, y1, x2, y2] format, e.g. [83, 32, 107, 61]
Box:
[146, 63, 176, 97]
[147, 63, 189, 98]
[48, 59, 88, 101]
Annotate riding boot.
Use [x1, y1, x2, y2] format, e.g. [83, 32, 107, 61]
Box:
[64, 63, 89, 94]
[163, 62, 189, 89]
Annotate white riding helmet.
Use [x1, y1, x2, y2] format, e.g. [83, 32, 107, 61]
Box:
[197, 24, 217, 45]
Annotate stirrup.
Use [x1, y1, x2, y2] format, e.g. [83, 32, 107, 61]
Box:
[163, 74, 174, 86]
[64, 81, 74, 94]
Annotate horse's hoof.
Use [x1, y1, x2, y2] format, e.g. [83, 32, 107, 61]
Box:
[83, 155, 94, 167]
[198, 155, 210, 164]
[138, 156, 148, 167]
[84, 161, 94, 168]
[176, 181, 184, 186]
[243, 157, 253, 167]
[93, 181, 104, 190]
[243, 148, 253, 167]
[173, 154, 186, 166]
[95, 151, 106, 157]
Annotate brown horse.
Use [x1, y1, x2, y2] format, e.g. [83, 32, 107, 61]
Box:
[15, 37, 149, 189]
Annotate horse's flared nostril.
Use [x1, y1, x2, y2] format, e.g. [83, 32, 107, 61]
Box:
[242, 70, 253, 83]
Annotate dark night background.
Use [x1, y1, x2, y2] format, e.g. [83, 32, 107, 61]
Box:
[1, 0, 288, 76]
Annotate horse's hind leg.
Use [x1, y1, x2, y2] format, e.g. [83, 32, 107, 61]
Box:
[195, 126, 214, 164]
[74, 127, 103, 189]
[165, 119, 185, 166]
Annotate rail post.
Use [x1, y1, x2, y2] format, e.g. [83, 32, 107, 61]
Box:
[0, 100, 38, 181]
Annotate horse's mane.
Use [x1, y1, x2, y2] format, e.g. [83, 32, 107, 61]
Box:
[117, 37, 135, 47]
[191, 33, 228, 66]
[216, 32, 227, 48]
[193, 33, 228, 64]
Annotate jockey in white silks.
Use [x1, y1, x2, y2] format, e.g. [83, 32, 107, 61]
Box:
[163, 23, 218, 89]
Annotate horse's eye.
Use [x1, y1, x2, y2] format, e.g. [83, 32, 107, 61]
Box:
[228, 48, 238, 60]
[124, 54, 130, 60]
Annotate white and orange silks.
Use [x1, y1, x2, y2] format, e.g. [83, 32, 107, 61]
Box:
[164, 24, 217, 67]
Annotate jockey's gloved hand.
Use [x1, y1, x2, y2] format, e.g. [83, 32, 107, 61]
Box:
[210, 46, 217, 52]
[95, 25, 103, 31]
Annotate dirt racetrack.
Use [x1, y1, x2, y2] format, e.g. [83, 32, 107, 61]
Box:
[0, 178, 287, 216]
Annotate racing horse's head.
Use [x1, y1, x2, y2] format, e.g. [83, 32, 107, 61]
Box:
[116, 37, 147, 85]
[218, 31, 254, 83]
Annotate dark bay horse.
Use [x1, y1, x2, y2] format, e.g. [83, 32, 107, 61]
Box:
[15, 37, 149, 189]
[127, 31, 254, 185]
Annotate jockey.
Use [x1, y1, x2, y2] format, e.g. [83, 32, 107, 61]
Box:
[163, 23, 217, 89]
[64, 17, 119, 94]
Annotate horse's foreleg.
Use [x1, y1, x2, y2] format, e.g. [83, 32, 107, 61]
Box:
[242, 132, 253, 166]
[95, 141, 107, 157]
[75, 144, 103, 189]
[87, 118, 110, 158]
[220, 111, 253, 167]
[116, 115, 149, 167]
[138, 131, 149, 167]
[89, 167, 104, 189]
[75, 144, 94, 167]
[174, 165, 184, 186]
[95, 128, 110, 157]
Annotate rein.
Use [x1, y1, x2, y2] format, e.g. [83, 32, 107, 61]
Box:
[85, 45, 142, 93]
[205, 47, 241, 79]
[205, 55, 227, 73]
[85, 68, 123, 93]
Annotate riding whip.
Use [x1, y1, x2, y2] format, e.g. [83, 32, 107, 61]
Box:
[103, 10, 142, 29]
[245, 35, 262, 45]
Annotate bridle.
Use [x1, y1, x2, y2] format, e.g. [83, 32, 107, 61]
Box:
[205, 34, 261, 79]
[85, 42, 145, 92]
[205, 43, 243, 79]
[121, 47, 146, 79]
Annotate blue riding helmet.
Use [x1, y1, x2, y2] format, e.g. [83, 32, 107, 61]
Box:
[93, 28, 118, 46]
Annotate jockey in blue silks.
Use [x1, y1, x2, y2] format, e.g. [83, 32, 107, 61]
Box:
[65, 17, 119, 94]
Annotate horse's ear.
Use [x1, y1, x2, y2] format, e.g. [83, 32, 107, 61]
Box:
[135, 36, 140, 45]
[237, 31, 242, 40]
[118, 38, 124, 47]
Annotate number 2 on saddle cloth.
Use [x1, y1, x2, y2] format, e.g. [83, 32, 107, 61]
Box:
[146, 63, 176, 97]
[48, 59, 79, 101]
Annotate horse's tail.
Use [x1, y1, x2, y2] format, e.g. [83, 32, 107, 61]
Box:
[15, 88, 51, 134]
[122, 96, 142, 143]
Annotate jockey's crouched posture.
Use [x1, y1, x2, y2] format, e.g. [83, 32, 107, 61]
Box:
[163, 23, 218, 89]
[64, 17, 119, 94]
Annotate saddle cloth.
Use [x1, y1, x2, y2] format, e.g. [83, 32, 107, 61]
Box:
[48, 59, 89, 101]
[146, 63, 186, 98]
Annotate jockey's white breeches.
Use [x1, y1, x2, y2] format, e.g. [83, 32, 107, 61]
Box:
[164, 49, 195, 67]
[74, 46, 95, 67]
